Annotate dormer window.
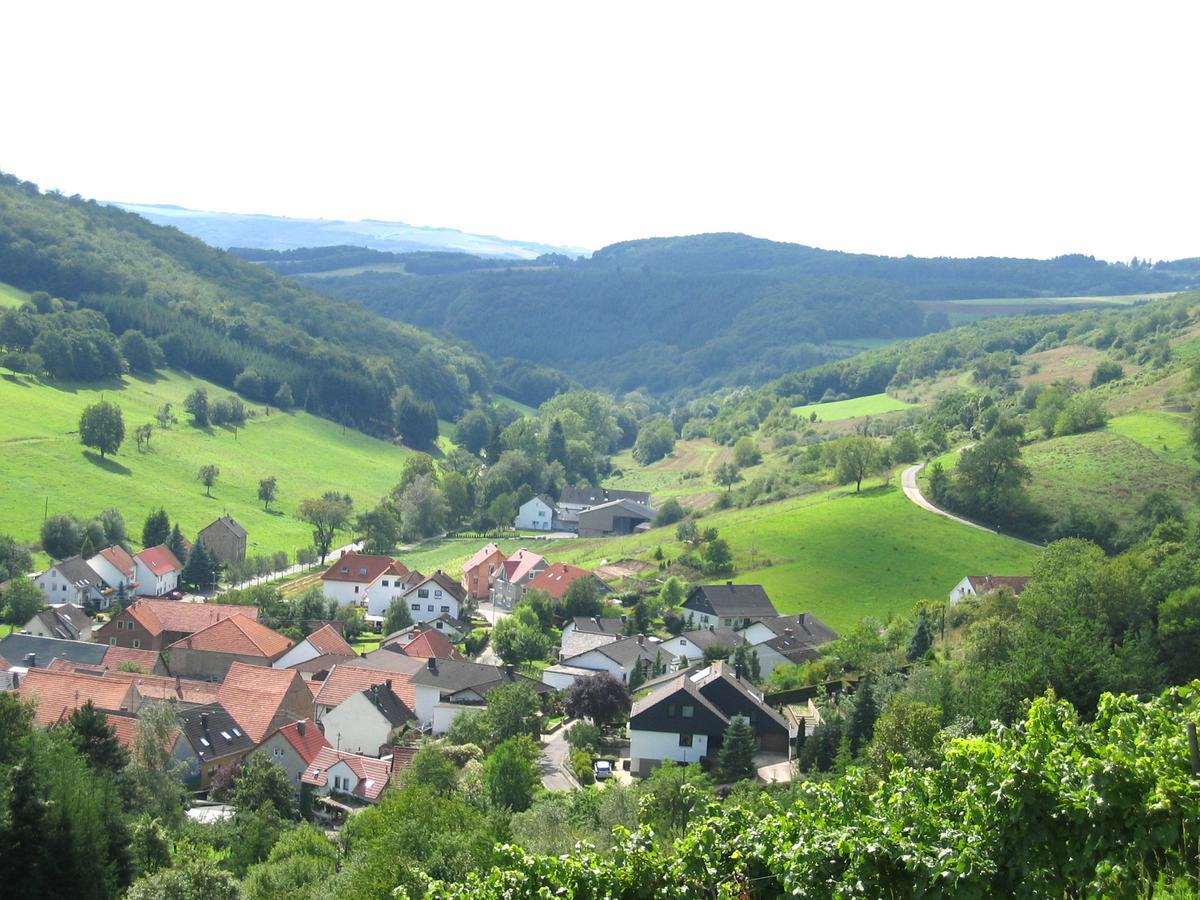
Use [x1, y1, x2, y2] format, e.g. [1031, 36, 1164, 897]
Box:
[340, 566, 349, 574]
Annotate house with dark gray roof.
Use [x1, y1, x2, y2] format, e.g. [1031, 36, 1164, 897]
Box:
[559, 486, 652, 511]
[577, 499, 655, 537]
[682, 582, 778, 630]
[659, 626, 746, 667]
[198, 516, 248, 564]
[410, 658, 553, 732]
[321, 681, 415, 757]
[174, 702, 255, 789]
[628, 660, 795, 776]
[0, 633, 107, 670]
[34, 555, 109, 609]
[22, 605, 95, 642]
[738, 613, 838, 677]
[562, 635, 673, 684]
[559, 616, 625, 659]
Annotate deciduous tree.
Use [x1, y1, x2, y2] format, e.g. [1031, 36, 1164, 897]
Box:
[79, 400, 125, 457]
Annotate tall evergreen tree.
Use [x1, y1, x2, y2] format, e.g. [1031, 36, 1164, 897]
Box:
[182, 540, 219, 590]
[166, 523, 187, 562]
[845, 677, 877, 754]
[907, 610, 935, 662]
[141, 508, 170, 548]
[65, 700, 129, 775]
[545, 419, 567, 465]
[716, 715, 757, 782]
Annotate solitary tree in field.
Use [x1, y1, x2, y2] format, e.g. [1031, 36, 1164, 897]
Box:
[154, 403, 176, 430]
[258, 476, 278, 510]
[79, 400, 125, 458]
[198, 464, 220, 497]
[134, 423, 153, 452]
[714, 462, 742, 492]
[297, 492, 354, 562]
[836, 435, 882, 493]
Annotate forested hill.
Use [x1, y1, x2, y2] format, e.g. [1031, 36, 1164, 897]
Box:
[296, 233, 1200, 397]
[0, 174, 496, 431]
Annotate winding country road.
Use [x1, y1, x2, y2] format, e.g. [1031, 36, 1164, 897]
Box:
[900, 462, 1043, 549]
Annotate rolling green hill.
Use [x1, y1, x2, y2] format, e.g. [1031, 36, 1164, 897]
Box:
[0, 369, 410, 560]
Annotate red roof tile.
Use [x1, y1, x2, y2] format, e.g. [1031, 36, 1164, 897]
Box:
[526, 562, 596, 601]
[217, 662, 305, 742]
[17, 669, 135, 727]
[306, 623, 355, 657]
[135, 544, 183, 576]
[397, 629, 465, 661]
[462, 543, 505, 574]
[94, 545, 135, 578]
[124, 599, 259, 638]
[270, 719, 331, 765]
[321, 552, 408, 585]
[502, 549, 544, 583]
[302, 747, 390, 801]
[313, 664, 416, 711]
[169, 613, 293, 659]
[101, 645, 162, 672]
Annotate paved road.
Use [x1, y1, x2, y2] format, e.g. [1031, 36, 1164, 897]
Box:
[539, 721, 576, 791]
[900, 462, 1042, 549]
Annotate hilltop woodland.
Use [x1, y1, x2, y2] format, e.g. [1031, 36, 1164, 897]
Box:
[301, 232, 1200, 398]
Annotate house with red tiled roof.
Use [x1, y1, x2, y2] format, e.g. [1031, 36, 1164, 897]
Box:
[133, 545, 184, 597]
[45, 644, 166, 677]
[462, 543, 506, 602]
[167, 613, 294, 679]
[491, 549, 547, 607]
[525, 562, 607, 603]
[253, 719, 332, 793]
[301, 747, 391, 804]
[88, 545, 136, 594]
[217, 661, 313, 743]
[16, 668, 136, 728]
[320, 551, 410, 610]
[42, 663, 220, 709]
[94, 599, 259, 651]
[273, 623, 355, 671]
[321, 681, 415, 757]
[383, 627, 465, 662]
[401, 571, 466, 624]
[312, 664, 417, 722]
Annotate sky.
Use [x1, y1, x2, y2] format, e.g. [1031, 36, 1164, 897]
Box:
[3, 1, 1198, 260]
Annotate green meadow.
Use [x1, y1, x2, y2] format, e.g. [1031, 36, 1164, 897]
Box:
[0, 370, 411, 560]
[396, 473, 1038, 634]
[0, 281, 29, 308]
[793, 392, 914, 422]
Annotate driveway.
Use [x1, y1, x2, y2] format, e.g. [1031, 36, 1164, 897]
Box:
[539, 721, 576, 791]
[900, 462, 1042, 549]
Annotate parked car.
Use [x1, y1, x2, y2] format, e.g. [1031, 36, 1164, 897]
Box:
[593, 759, 612, 781]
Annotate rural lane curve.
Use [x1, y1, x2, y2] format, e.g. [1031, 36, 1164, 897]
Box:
[900, 462, 1043, 549]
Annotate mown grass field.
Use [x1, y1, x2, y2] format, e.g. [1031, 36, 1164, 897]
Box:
[793, 392, 914, 422]
[1023, 413, 1199, 531]
[915, 292, 1176, 325]
[0, 281, 29, 308]
[0, 370, 412, 560]
[391, 473, 1038, 634]
[609, 439, 731, 506]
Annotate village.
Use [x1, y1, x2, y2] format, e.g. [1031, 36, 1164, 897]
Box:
[0, 483, 1029, 827]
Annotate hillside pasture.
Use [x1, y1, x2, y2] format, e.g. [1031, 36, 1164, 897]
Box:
[916, 292, 1175, 325]
[1019, 345, 1116, 387]
[792, 392, 914, 422]
[0, 281, 29, 308]
[0, 370, 411, 558]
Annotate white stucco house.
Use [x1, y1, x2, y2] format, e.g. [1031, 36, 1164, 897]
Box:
[34, 556, 108, 608]
[320, 683, 413, 757]
[401, 572, 465, 624]
[133, 545, 183, 598]
[320, 552, 413, 610]
[514, 494, 557, 531]
[87, 545, 136, 595]
[948, 575, 1030, 606]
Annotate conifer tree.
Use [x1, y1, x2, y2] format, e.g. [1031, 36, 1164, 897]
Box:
[716, 715, 757, 782]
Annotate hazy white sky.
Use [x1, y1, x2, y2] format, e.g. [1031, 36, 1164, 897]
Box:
[4, 1, 1198, 260]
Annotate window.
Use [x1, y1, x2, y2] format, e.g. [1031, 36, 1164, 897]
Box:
[411, 603, 420, 611]
[418, 589, 429, 599]
[441, 605, 450, 613]
[427, 605, 434, 612]
[340, 566, 349, 573]
[679, 734, 693, 747]
[667, 703, 677, 717]
[132, 640, 141, 648]
[381, 579, 389, 587]
[434, 589, 442, 598]
[109, 638, 116, 646]
[354, 585, 359, 594]
[273, 747, 284, 758]
[681, 704, 694, 718]
[435, 622, 444, 629]
[359, 567, 368, 576]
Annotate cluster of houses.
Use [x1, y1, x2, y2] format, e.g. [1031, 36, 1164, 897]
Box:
[7, 504, 1034, 806]
[514, 486, 655, 537]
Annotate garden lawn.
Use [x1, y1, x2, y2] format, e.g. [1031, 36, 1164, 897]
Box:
[0, 369, 411, 557]
[793, 392, 914, 422]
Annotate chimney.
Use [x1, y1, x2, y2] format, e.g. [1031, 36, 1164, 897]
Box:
[505, 664, 515, 678]
[783, 627, 793, 638]
[734, 663, 744, 680]
[636, 634, 644, 645]
[385, 679, 392, 691]
[427, 657, 437, 673]
[297, 720, 306, 736]
[23, 653, 36, 668]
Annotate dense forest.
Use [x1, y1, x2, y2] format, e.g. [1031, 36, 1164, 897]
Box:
[293, 232, 1200, 398]
[0, 174, 498, 432]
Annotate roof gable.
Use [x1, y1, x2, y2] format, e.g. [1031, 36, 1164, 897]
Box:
[53, 555, 104, 589]
[217, 662, 305, 742]
[462, 543, 505, 574]
[93, 545, 135, 578]
[201, 516, 247, 540]
[270, 719, 331, 764]
[305, 623, 355, 657]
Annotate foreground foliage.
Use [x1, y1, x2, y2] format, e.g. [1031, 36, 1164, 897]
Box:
[428, 685, 1200, 898]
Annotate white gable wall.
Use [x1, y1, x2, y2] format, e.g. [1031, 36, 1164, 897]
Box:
[321, 693, 395, 756]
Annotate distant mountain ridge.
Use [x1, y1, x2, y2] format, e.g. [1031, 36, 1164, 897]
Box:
[111, 202, 588, 260]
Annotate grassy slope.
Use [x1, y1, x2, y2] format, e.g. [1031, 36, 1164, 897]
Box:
[793, 392, 914, 421]
[397, 473, 1036, 634]
[0, 370, 410, 558]
[0, 281, 29, 308]
[1024, 412, 1199, 529]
